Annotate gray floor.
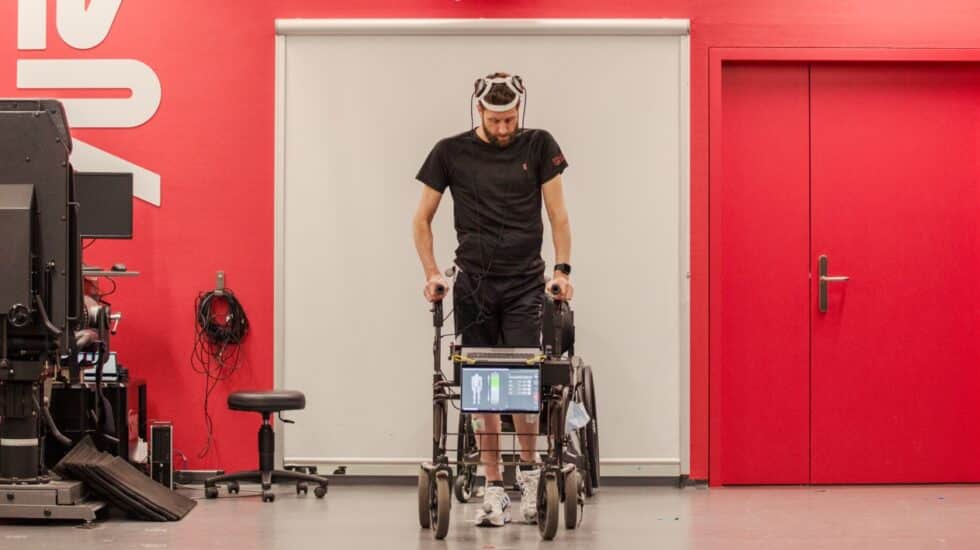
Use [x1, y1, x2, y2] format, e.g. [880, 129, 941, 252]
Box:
[3, 483, 980, 549]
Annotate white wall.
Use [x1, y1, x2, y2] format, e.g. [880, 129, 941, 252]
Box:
[275, 19, 690, 476]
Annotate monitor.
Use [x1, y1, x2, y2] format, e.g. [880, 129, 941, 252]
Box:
[75, 172, 133, 239]
[460, 366, 541, 413]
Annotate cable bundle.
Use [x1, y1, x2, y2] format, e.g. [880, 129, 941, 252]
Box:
[191, 288, 249, 459]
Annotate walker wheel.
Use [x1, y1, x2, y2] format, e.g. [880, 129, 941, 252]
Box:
[432, 475, 451, 540]
[454, 470, 475, 503]
[564, 470, 581, 529]
[537, 476, 559, 540]
[417, 469, 431, 529]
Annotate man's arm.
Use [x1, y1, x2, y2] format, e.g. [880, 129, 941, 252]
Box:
[542, 174, 574, 300]
[413, 184, 447, 301]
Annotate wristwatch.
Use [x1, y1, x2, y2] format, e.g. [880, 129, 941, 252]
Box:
[554, 263, 572, 276]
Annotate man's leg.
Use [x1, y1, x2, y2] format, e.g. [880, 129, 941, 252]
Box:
[500, 272, 546, 522]
[501, 272, 545, 462]
[475, 414, 502, 481]
[454, 271, 510, 526]
[455, 272, 503, 480]
[513, 414, 540, 464]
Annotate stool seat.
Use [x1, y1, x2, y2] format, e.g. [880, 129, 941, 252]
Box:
[228, 390, 306, 413]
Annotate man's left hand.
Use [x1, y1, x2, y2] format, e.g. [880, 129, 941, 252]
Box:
[546, 275, 574, 301]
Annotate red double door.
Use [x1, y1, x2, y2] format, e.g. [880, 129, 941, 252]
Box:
[716, 62, 980, 484]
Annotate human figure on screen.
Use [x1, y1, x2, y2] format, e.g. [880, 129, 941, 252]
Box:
[471, 372, 483, 405]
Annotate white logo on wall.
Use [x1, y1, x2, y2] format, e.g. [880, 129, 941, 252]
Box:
[17, 0, 161, 206]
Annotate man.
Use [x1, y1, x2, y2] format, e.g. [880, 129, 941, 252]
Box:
[412, 72, 574, 527]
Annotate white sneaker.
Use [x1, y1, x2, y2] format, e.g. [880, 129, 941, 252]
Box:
[474, 486, 511, 527]
[518, 468, 541, 524]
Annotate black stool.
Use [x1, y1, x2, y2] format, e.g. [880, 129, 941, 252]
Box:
[204, 390, 328, 502]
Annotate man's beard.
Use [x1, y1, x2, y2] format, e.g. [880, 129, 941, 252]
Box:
[483, 122, 518, 148]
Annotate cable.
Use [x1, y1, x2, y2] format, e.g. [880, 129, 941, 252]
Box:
[93, 339, 115, 441]
[174, 449, 190, 470]
[96, 276, 117, 300]
[521, 86, 527, 130]
[444, 135, 534, 339]
[454, 94, 522, 321]
[35, 393, 72, 446]
[191, 287, 249, 460]
[451, 77, 534, 341]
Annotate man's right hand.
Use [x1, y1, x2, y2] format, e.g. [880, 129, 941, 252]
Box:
[424, 274, 449, 303]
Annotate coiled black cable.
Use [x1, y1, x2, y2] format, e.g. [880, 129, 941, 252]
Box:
[192, 288, 249, 459]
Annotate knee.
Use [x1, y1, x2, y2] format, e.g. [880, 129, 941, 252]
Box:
[472, 415, 497, 432]
[471, 416, 485, 432]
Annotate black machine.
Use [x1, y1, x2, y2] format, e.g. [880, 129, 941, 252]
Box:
[74, 172, 134, 239]
[45, 375, 147, 467]
[0, 99, 139, 521]
[149, 421, 173, 489]
[418, 284, 600, 541]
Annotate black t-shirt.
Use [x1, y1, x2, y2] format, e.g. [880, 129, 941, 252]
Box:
[416, 128, 568, 277]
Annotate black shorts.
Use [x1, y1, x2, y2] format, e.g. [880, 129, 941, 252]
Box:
[453, 270, 545, 347]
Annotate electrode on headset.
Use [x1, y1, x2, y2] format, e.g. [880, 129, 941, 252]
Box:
[473, 74, 526, 112]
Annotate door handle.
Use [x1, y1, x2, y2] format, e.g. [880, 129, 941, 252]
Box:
[818, 255, 848, 313]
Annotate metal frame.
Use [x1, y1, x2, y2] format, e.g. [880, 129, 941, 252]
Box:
[275, 18, 690, 36]
[274, 18, 692, 475]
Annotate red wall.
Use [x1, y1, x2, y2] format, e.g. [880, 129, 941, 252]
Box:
[5, 0, 980, 476]
[0, 1, 275, 472]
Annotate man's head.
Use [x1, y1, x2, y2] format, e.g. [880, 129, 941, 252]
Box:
[474, 72, 524, 148]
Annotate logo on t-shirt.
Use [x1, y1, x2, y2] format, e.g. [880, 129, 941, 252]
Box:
[552, 154, 564, 167]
